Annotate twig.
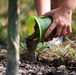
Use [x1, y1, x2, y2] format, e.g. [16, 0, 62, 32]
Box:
[20, 0, 32, 14]
[65, 37, 76, 47]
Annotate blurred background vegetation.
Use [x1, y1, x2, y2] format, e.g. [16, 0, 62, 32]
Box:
[0, 0, 37, 46]
[0, 0, 76, 48]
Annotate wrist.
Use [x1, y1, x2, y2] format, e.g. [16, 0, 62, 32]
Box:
[60, 6, 73, 16]
[60, 0, 76, 13]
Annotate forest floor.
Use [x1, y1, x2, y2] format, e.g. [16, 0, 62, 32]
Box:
[0, 38, 76, 75]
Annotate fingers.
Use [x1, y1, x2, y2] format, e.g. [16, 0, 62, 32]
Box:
[44, 37, 53, 42]
[45, 19, 58, 38]
[66, 25, 72, 35]
[67, 25, 72, 33]
[54, 25, 62, 37]
[45, 21, 72, 41]
[44, 25, 72, 42]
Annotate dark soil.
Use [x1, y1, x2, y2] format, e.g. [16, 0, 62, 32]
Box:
[0, 52, 76, 75]
[25, 22, 40, 49]
[25, 23, 39, 62]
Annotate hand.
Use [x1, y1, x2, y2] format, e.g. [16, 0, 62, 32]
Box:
[44, 7, 72, 40]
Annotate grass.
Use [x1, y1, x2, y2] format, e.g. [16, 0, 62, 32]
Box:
[37, 41, 76, 64]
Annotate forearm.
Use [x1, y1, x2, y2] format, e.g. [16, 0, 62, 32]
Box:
[34, 0, 50, 16]
[61, 0, 76, 13]
[51, 0, 64, 9]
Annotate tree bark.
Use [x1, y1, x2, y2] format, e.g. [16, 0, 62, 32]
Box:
[6, 0, 20, 75]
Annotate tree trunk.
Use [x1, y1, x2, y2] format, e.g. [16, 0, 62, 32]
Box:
[6, 0, 20, 75]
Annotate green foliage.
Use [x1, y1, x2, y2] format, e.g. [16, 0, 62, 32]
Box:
[20, 38, 27, 51]
[20, 30, 28, 51]
[0, 26, 7, 45]
[68, 24, 76, 40]
[37, 42, 76, 63]
[20, 30, 26, 38]
[72, 9, 76, 20]
[19, 27, 28, 51]
[69, 47, 76, 60]
[37, 43, 49, 51]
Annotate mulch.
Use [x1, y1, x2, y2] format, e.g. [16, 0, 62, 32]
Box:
[0, 39, 76, 75]
[0, 52, 76, 75]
